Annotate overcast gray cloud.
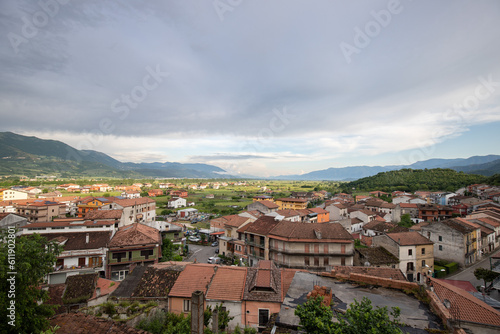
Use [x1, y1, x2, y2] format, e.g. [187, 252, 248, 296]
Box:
[1, 0, 500, 176]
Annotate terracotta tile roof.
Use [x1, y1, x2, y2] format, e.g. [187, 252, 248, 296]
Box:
[333, 266, 406, 281]
[437, 279, 477, 293]
[270, 221, 353, 242]
[308, 207, 329, 214]
[258, 200, 279, 209]
[45, 284, 66, 314]
[22, 220, 114, 228]
[239, 210, 263, 218]
[41, 231, 111, 250]
[238, 215, 281, 235]
[90, 278, 120, 300]
[399, 203, 418, 208]
[386, 231, 433, 246]
[276, 198, 307, 203]
[132, 264, 184, 298]
[112, 197, 155, 208]
[49, 313, 149, 334]
[351, 217, 363, 224]
[276, 209, 301, 218]
[206, 266, 247, 301]
[168, 263, 217, 298]
[441, 219, 475, 235]
[244, 261, 281, 303]
[281, 269, 300, 301]
[62, 273, 98, 303]
[224, 215, 251, 228]
[476, 217, 500, 228]
[355, 247, 399, 266]
[85, 209, 123, 220]
[429, 276, 500, 327]
[109, 223, 160, 248]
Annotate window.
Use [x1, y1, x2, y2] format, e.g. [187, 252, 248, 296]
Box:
[421, 248, 425, 255]
[408, 249, 413, 256]
[141, 249, 154, 259]
[341, 257, 346, 266]
[183, 299, 190, 312]
[407, 262, 414, 271]
[304, 257, 309, 266]
[112, 252, 126, 263]
[438, 236, 442, 242]
[324, 257, 329, 266]
[439, 245, 443, 251]
[422, 260, 426, 267]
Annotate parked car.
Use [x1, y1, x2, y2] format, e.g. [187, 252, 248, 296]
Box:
[215, 248, 219, 254]
[211, 241, 218, 247]
[207, 256, 221, 264]
[188, 236, 201, 242]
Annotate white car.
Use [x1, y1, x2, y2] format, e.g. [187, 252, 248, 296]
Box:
[188, 236, 201, 242]
[207, 256, 221, 264]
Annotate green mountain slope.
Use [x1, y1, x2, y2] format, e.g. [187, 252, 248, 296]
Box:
[0, 132, 227, 178]
[341, 168, 487, 193]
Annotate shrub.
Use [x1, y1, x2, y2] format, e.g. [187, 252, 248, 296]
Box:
[101, 302, 116, 315]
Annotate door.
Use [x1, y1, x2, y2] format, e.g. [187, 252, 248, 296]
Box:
[258, 309, 269, 328]
[78, 258, 86, 267]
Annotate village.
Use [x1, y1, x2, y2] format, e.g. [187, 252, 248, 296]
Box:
[1, 180, 500, 333]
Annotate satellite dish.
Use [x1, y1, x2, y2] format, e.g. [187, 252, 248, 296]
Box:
[364, 261, 371, 267]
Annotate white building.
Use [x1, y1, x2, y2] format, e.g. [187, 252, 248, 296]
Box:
[168, 197, 187, 209]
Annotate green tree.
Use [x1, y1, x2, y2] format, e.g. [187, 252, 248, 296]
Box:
[161, 238, 175, 262]
[474, 268, 500, 291]
[0, 231, 63, 334]
[398, 214, 412, 228]
[295, 296, 335, 334]
[332, 297, 402, 334]
[295, 296, 402, 334]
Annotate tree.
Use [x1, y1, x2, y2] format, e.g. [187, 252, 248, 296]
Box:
[332, 297, 402, 334]
[0, 231, 62, 334]
[161, 238, 175, 262]
[295, 296, 402, 334]
[295, 296, 335, 334]
[398, 214, 412, 228]
[474, 268, 500, 291]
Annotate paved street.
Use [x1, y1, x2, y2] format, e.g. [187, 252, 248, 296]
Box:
[186, 243, 218, 264]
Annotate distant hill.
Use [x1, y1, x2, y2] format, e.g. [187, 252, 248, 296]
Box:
[0, 132, 228, 178]
[271, 155, 500, 181]
[340, 168, 487, 193]
[451, 158, 500, 176]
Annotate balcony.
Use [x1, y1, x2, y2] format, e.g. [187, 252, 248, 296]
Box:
[270, 249, 354, 256]
[245, 239, 265, 249]
[251, 251, 265, 260]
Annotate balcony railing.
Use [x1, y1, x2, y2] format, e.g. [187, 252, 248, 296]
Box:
[270, 249, 354, 256]
[245, 239, 265, 248]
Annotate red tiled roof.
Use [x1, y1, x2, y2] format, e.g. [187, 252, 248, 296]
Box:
[85, 209, 123, 220]
[399, 203, 418, 208]
[90, 278, 120, 300]
[308, 207, 329, 214]
[276, 198, 307, 203]
[437, 279, 477, 293]
[206, 267, 247, 301]
[109, 223, 160, 247]
[40, 231, 111, 250]
[112, 197, 155, 208]
[430, 276, 500, 327]
[168, 263, 217, 298]
[386, 231, 433, 246]
[270, 221, 353, 242]
[224, 215, 251, 228]
[258, 200, 279, 209]
[281, 269, 300, 300]
[21, 220, 114, 228]
[238, 215, 281, 236]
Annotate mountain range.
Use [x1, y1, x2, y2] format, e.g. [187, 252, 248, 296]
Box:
[272, 155, 500, 181]
[1, 132, 499, 180]
[0, 132, 228, 178]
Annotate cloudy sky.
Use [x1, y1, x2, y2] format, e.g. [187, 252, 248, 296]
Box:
[1, 0, 500, 177]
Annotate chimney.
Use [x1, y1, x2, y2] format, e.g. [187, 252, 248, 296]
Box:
[86, 233, 89, 244]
